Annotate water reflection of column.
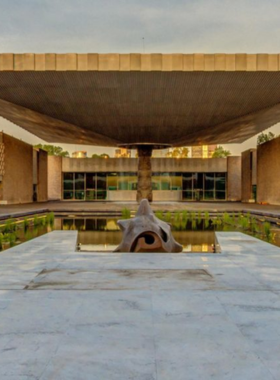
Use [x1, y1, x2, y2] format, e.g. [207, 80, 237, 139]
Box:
[137, 146, 153, 203]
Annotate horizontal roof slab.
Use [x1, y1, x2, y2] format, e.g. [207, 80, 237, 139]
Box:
[1, 54, 280, 146]
[0, 53, 280, 72]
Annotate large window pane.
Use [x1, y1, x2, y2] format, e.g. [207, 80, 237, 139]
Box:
[193, 173, 203, 190]
[86, 173, 96, 190]
[75, 191, 85, 200]
[171, 173, 182, 190]
[204, 173, 215, 190]
[152, 172, 161, 190]
[75, 173, 85, 190]
[63, 190, 74, 200]
[118, 178, 128, 190]
[215, 173, 226, 191]
[86, 190, 95, 200]
[96, 174, 107, 199]
[86, 173, 96, 200]
[161, 173, 171, 190]
[118, 173, 137, 190]
[182, 190, 193, 200]
[182, 173, 193, 191]
[204, 191, 214, 200]
[107, 173, 117, 190]
[96, 190, 107, 200]
[63, 173, 74, 190]
[216, 191, 226, 200]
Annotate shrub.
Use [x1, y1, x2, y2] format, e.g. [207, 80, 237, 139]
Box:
[263, 222, 272, 240]
[223, 212, 232, 225]
[191, 212, 196, 220]
[47, 212, 55, 226]
[250, 217, 258, 234]
[33, 215, 39, 227]
[191, 219, 197, 230]
[23, 217, 29, 230]
[3, 218, 17, 233]
[165, 212, 172, 223]
[9, 233, 17, 247]
[155, 211, 164, 220]
[121, 208, 131, 219]
[182, 210, 188, 222]
[174, 211, 181, 223]
[239, 216, 249, 230]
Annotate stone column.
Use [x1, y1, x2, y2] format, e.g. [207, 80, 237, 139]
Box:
[137, 146, 153, 203]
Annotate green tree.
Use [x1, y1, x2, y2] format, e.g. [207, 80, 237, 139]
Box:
[212, 146, 231, 158]
[34, 144, 69, 157]
[166, 147, 189, 158]
[257, 132, 275, 145]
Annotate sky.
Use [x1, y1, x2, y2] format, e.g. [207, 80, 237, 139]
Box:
[0, 0, 280, 156]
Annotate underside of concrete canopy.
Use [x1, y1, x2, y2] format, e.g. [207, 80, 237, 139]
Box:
[1, 53, 280, 201]
[1, 53, 280, 147]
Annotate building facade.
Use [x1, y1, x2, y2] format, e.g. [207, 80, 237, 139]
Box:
[0, 133, 48, 204]
[72, 151, 87, 158]
[48, 156, 241, 202]
[257, 136, 280, 205]
[191, 145, 217, 158]
[114, 148, 131, 158]
[241, 149, 257, 202]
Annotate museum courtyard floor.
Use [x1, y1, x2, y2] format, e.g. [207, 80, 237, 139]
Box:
[0, 230, 280, 379]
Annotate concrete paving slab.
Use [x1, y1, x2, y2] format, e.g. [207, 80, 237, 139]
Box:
[0, 230, 280, 379]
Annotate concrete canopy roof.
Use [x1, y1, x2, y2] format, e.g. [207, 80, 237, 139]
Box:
[1, 53, 280, 147]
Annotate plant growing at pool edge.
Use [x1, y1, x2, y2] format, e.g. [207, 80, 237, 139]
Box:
[165, 212, 172, 223]
[23, 217, 29, 230]
[33, 215, 39, 227]
[121, 208, 131, 219]
[174, 211, 181, 224]
[182, 210, 188, 222]
[263, 222, 272, 241]
[155, 210, 164, 220]
[2, 218, 17, 234]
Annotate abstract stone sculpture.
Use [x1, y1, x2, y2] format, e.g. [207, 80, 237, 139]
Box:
[114, 199, 183, 253]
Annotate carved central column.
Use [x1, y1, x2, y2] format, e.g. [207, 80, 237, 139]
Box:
[137, 146, 153, 203]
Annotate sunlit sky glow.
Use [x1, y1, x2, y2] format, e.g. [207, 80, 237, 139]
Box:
[1, 0, 280, 156]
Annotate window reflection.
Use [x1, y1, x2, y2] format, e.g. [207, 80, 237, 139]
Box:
[62, 172, 227, 201]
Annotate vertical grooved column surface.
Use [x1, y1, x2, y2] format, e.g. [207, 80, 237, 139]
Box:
[137, 146, 153, 203]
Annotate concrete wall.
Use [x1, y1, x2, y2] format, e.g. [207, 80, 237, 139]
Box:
[48, 156, 62, 200]
[62, 157, 228, 173]
[257, 137, 280, 205]
[33, 150, 38, 185]
[107, 190, 136, 201]
[227, 156, 241, 201]
[1, 133, 33, 204]
[37, 149, 48, 202]
[153, 190, 182, 201]
[251, 150, 257, 186]
[242, 149, 256, 202]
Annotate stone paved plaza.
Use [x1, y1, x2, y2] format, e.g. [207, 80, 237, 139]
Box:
[1, 230, 280, 379]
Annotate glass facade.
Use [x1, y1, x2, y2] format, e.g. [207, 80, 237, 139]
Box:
[182, 172, 226, 200]
[62, 172, 227, 201]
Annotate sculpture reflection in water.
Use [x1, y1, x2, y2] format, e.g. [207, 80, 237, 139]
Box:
[114, 199, 183, 253]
